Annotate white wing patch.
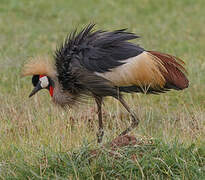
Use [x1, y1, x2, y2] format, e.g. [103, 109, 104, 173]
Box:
[95, 51, 166, 88]
[39, 76, 49, 88]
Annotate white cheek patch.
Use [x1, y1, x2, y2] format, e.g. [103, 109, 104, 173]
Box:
[39, 76, 49, 88]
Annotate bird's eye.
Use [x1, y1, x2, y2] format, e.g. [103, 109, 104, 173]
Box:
[39, 76, 49, 88]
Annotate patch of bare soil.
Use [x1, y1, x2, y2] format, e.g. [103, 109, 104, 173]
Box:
[90, 135, 153, 159]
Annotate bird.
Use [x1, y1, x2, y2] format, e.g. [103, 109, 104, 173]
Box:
[22, 24, 189, 143]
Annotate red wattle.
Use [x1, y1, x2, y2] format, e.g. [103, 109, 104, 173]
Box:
[49, 86, 54, 97]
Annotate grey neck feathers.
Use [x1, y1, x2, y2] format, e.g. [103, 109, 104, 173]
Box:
[52, 79, 77, 108]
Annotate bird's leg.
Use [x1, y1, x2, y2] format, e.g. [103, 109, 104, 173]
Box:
[95, 96, 104, 143]
[117, 97, 140, 136]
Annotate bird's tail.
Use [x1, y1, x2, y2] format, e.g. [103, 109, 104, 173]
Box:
[147, 51, 189, 90]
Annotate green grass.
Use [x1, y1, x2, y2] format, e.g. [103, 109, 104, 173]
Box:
[0, 0, 205, 179]
[1, 140, 205, 179]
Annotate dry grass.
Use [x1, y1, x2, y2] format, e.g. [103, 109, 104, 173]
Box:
[0, 92, 204, 152]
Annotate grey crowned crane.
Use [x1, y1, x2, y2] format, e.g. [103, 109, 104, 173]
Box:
[22, 24, 189, 143]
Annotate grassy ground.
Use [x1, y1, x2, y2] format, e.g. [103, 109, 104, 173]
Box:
[0, 0, 204, 179]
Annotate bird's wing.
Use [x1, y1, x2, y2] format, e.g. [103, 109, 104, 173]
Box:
[55, 24, 144, 92]
[76, 25, 145, 73]
[96, 51, 189, 92]
[55, 24, 188, 94]
[55, 24, 144, 73]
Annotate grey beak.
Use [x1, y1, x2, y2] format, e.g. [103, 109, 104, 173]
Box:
[29, 82, 42, 98]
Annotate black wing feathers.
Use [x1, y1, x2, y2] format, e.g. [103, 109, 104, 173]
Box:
[55, 24, 144, 73]
[55, 24, 144, 94]
[81, 27, 144, 72]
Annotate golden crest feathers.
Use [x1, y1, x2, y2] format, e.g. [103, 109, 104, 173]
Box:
[21, 56, 56, 78]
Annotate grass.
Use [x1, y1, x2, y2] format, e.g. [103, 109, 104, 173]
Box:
[1, 140, 204, 179]
[0, 0, 204, 179]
